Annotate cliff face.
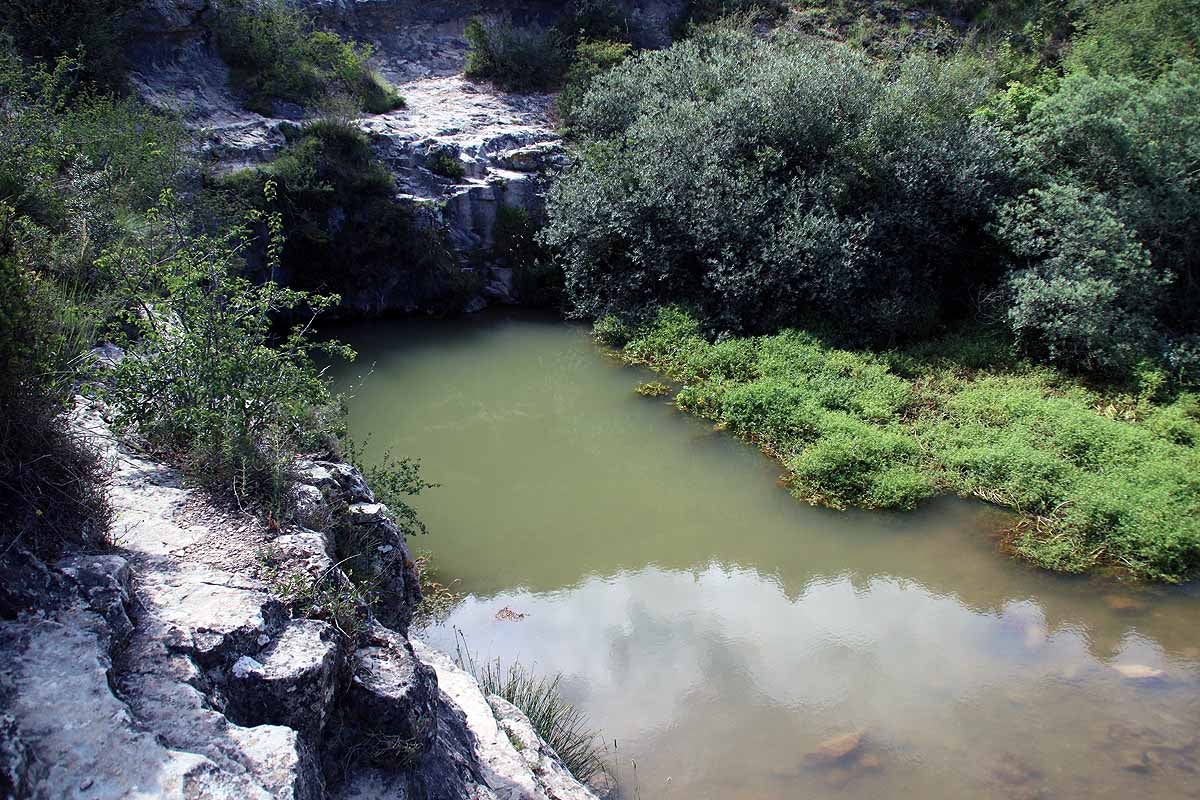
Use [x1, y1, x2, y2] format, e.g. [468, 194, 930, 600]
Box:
[124, 0, 683, 316]
[0, 399, 600, 800]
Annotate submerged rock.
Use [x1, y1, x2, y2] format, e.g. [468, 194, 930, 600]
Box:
[1111, 663, 1166, 681]
[805, 730, 866, 766]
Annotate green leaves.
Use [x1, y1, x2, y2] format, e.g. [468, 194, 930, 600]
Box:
[545, 30, 1012, 341]
[99, 188, 351, 506]
[212, 0, 404, 115]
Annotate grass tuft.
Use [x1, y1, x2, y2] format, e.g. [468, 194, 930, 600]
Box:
[454, 633, 609, 783]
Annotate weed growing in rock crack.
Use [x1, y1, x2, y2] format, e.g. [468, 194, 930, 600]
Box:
[429, 151, 466, 181]
[257, 545, 367, 637]
[361, 730, 424, 769]
[454, 631, 610, 783]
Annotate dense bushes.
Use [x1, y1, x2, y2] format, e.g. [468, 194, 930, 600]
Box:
[217, 120, 463, 312]
[998, 63, 1200, 358]
[998, 185, 1164, 373]
[545, 28, 1014, 341]
[1066, 0, 1200, 78]
[493, 205, 564, 308]
[0, 49, 182, 558]
[620, 308, 1200, 581]
[0, 0, 138, 86]
[463, 17, 569, 91]
[212, 0, 404, 115]
[99, 192, 350, 504]
[556, 38, 631, 130]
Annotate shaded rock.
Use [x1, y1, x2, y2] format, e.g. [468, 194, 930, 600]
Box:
[0, 547, 68, 620]
[990, 753, 1042, 786]
[342, 624, 439, 766]
[0, 710, 33, 799]
[1104, 594, 1147, 614]
[225, 619, 346, 738]
[287, 482, 332, 530]
[805, 730, 865, 766]
[1121, 751, 1152, 773]
[58, 554, 135, 646]
[858, 753, 883, 772]
[296, 461, 376, 504]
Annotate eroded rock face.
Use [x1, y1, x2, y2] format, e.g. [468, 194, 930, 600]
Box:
[0, 400, 600, 800]
[124, 0, 683, 316]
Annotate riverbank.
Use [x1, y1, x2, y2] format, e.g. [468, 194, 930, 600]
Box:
[0, 398, 599, 799]
[607, 309, 1200, 583]
[335, 311, 1200, 800]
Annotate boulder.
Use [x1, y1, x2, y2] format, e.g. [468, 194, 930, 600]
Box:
[343, 624, 440, 765]
[225, 619, 346, 738]
[805, 730, 865, 766]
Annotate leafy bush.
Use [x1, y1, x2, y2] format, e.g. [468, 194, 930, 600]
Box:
[463, 17, 570, 91]
[99, 190, 351, 506]
[545, 28, 1015, 342]
[429, 150, 466, 180]
[0, 211, 110, 563]
[493, 205, 563, 308]
[562, 0, 630, 41]
[683, 0, 788, 26]
[0, 0, 138, 86]
[0, 50, 186, 562]
[1006, 65, 1200, 340]
[212, 0, 404, 115]
[217, 120, 463, 312]
[556, 38, 631, 130]
[998, 184, 1167, 373]
[1066, 0, 1200, 78]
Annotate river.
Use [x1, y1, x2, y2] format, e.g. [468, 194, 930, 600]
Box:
[328, 311, 1200, 800]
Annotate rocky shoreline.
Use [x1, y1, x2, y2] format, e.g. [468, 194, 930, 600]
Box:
[0, 400, 599, 799]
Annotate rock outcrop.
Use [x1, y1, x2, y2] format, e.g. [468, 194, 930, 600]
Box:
[123, 0, 686, 315]
[0, 400, 599, 800]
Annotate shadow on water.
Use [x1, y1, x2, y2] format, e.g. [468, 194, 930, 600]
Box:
[328, 310, 1200, 800]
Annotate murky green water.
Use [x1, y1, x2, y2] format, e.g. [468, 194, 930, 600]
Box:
[329, 312, 1200, 800]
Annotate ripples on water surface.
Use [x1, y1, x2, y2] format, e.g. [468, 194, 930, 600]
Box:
[329, 312, 1200, 800]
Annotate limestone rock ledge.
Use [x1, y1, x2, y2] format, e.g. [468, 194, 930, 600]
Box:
[0, 400, 598, 800]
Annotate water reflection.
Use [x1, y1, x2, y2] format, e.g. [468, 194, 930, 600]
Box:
[329, 312, 1200, 800]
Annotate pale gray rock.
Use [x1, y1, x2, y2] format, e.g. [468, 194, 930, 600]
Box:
[413, 639, 601, 800]
[226, 619, 345, 738]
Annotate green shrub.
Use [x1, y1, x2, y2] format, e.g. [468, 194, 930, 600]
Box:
[1066, 0, 1200, 79]
[493, 205, 563, 307]
[463, 17, 569, 91]
[562, 0, 630, 41]
[99, 189, 351, 506]
[212, 0, 404, 115]
[429, 150, 466, 180]
[217, 120, 462, 311]
[683, 0, 787, 26]
[0, 212, 110, 562]
[592, 314, 631, 347]
[1008, 64, 1200, 340]
[0, 0, 138, 86]
[556, 39, 631, 130]
[544, 28, 1014, 342]
[998, 184, 1166, 374]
